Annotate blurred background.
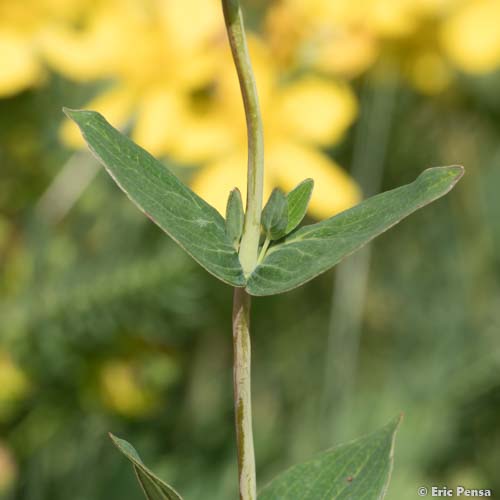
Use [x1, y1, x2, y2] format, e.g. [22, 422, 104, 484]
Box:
[1, 0, 499, 498]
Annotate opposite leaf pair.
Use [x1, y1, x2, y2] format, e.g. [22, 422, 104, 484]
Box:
[65, 109, 463, 298]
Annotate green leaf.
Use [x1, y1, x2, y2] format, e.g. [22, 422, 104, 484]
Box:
[247, 166, 464, 296]
[64, 108, 245, 287]
[286, 178, 314, 234]
[262, 188, 288, 240]
[110, 434, 183, 500]
[225, 187, 244, 249]
[259, 415, 402, 500]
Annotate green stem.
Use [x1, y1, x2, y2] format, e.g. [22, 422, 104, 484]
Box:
[222, 1, 262, 497]
[222, 0, 265, 277]
[232, 287, 257, 500]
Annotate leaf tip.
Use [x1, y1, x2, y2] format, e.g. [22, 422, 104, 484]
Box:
[423, 164, 465, 184]
[389, 412, 404, 433]
[108, 432, 122, 448]
[444, 164, 465, 183]
[62, 107, 100, 127]
[62, 107, 80, 120]
[445, 165, 465, 192]
[108, 433, 132, 455]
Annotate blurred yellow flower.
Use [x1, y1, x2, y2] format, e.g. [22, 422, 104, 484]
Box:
[0, 0, 95, 96]
[99, 359, 157, 417]
[0, 1, 45, 96]
[264, 0, 469, 96]
[265, 0, 379, 78]
[98, 354, 179, 418]
[47, 0, 223, 156]
[367, 0, 420, 38]
[407, 50, 452, 95]
[265, 0, 453, 81]
[0, 32, 42, 96]
[441, 0, 500, 74]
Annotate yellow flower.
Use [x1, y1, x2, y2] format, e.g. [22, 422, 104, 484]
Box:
[0, 1, 44, 96]
[39, 2, 128, 82]
[0, 32, 43, 96]
[367, 0, 420, 38]
[265, 0, 379, 78]
[98, 354, 178, 418]
[264, 0, 468, 95]
[407, 50, 452, 95]
[187, 38, 361, 220]
[47, 0, 223, 155]
[441, 0, 500, 74]
[265, 0, 451, 81]
[0, 0, 93, 96]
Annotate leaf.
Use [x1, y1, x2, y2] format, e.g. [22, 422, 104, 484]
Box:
[64, 108, 245, 287]
[286, 178, 314, 234]
[259, 415, 402, 500]
[247, 166, 464, 296]
[262, 188, 288, 240]
[110, 434, 183, 500]
[225, 187, 244, 249]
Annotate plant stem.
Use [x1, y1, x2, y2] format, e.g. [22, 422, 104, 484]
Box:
[222, 1, 261, 497]
[232, 287, 256, 500]
[222, 0, 265, 277]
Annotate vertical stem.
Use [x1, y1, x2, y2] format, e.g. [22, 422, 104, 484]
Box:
[222, 1, 261, 496]
[232, 287, 256, 500]
[222, 0, 265, 277]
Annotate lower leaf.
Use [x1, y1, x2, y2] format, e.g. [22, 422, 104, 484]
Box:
[259, 415, 402, 500]
[110, 434, 183, 500]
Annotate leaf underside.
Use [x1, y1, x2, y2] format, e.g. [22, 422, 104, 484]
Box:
[259, 415, 402, 500]
[65, 108, 245, 287]
[246, 166, 464, 296]
[110, 434, 183, 500]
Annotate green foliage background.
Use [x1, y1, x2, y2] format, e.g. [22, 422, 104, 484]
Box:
[1, 49, 500, 500]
